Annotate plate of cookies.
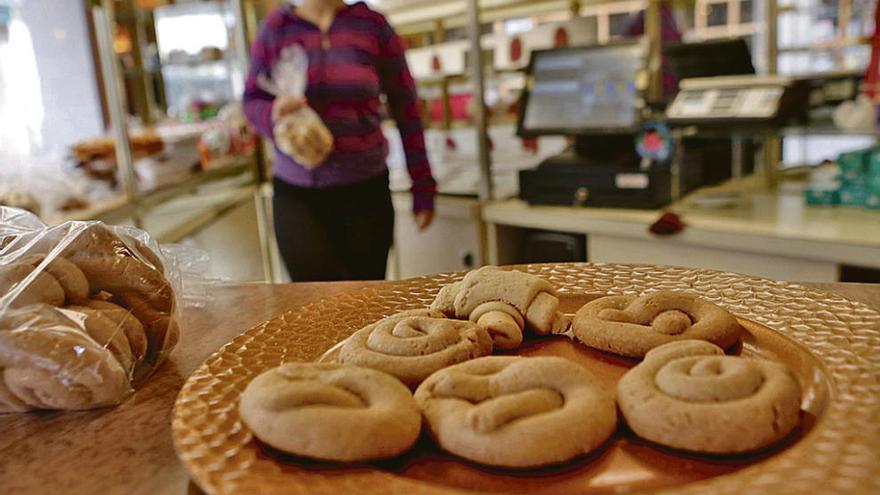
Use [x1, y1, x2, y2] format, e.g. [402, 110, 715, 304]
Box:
[171, 263, 880, 495]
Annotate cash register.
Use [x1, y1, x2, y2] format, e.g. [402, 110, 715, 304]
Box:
[517, 39, 768, 208]
[517, 41, 683, 208]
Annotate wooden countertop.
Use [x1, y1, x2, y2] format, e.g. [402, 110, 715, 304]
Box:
[0, 280, 877, 495]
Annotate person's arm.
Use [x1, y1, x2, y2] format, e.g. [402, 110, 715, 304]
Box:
[243, 17, 278, 138]
[376, 18, 437, 216]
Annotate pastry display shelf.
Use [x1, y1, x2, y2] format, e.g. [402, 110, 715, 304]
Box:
[87, 1, 276, 282]
[146, 183, 257, 245]
[46, 159, 256, 226]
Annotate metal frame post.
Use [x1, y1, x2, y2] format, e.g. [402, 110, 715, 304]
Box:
[467, 0, 493, 202]
[92, 0, 142, 228]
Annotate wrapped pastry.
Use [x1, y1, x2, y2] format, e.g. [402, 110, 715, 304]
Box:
[0, 305, 129, 412]
[430, 266, 569, 350]
[0, 207, 181, 412]
[273, 112, 334, 168]
[259, 44, 334, 169]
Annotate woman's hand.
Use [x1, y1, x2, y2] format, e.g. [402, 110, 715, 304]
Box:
[414, 210, 434, 231]
[271, 96, 308, 123]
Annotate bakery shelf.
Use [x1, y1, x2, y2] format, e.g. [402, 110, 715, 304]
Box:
[48, 159, 257, 226]
[136, 159, 255, 209]
[151, 184, 257, 244]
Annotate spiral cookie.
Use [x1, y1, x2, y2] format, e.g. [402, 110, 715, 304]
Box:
[59, 224, 177, 371]
[0, 304, 129, 412]
[0, 256, 89, 308]
[571, 291, 742, 358]
[414, 356, 617, 468]
[238, 362, 421, 462]
[617, 340, 802, 454]
[81, 300, 148, 365]
[337, 310, 493, 387]
[431, 266, 568, 350]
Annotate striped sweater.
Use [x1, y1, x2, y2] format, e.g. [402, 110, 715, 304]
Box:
[243, 2, 436, 211]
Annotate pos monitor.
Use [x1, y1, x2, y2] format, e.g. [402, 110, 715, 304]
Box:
[517, 41, 647, 136]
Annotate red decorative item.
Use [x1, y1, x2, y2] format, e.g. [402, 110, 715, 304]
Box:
[521, 136, 539, 154]
[554, 27, 569, 48]
[649, 212, 686, 236]
[864, 2, 880, 100]
[431, 54, 442, 73]
[445, 137, 457, 151]
[510, 37, 523, 63]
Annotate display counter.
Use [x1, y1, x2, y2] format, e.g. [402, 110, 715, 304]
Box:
[483, 190, 880, 282]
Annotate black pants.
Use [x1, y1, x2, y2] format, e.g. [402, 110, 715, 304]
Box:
[272, 174, 394, 281]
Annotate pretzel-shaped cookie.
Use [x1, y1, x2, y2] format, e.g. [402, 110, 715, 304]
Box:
[0, 305, 129, 412]
[431, 266, 568, 350]
[571, 291, 742, 358]
[238, 362, 421, 462]
[337, 310, 493, 387]
[414, 356, 617, 468]
[617, 340, 802, 454]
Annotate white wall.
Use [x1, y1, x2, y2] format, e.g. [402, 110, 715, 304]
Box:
[18, 0, 104, 155]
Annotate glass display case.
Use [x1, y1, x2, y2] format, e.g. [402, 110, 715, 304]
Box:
[153, 1, 245, 121]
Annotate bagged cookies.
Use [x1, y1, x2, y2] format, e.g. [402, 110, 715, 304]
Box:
[258, 44, 334, 168]
[0, 207, 182, 412]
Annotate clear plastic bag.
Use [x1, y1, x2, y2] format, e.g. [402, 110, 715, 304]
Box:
[257, 44, 334, 168]
[0, 207, 196, 412]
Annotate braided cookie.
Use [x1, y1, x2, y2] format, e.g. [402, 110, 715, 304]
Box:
[617, 340, 802, 454]
[414, 356, 617, 468]
[0, 305, 129, 412]
[337, 310, 493, 387]
[239, 362, 421, 462]
[571, 291, 741, 358]
[431, 266, 568, 350]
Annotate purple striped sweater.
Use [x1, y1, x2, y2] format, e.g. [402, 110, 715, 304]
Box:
[243, 2, 436, 211]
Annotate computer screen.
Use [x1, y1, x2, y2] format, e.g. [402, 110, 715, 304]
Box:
[518, 42, 646, 136]
[664, 38, 755, 81]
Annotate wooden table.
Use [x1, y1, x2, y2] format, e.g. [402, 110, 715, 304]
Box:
[0, 280, 877, 495]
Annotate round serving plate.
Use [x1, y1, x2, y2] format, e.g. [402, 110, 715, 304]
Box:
[171, 263, 880, 495]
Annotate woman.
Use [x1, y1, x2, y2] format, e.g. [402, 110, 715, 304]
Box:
[243, 0, 436, 281]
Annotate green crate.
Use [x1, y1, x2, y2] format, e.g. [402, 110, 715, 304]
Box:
[868, 151, 880, 186]
[804, 188, 839, 206]
[838, 149, 870, 183]
[866, 191, 880, 209]
[839, 185, 870, 206]
[868, 148, 880, 172]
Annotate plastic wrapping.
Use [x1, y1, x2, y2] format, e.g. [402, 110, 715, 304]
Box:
[0, 207, 186, 412]
[257, 44, 334, 168]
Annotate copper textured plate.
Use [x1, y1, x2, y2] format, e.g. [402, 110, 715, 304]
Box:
[171, 263, 880, 495]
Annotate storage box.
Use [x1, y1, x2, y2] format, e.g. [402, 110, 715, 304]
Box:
[804, 188, 839, 206]
[839, 185, 870, 206]
[837, 149, 870, 183]
[868, 150, 880, 187]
